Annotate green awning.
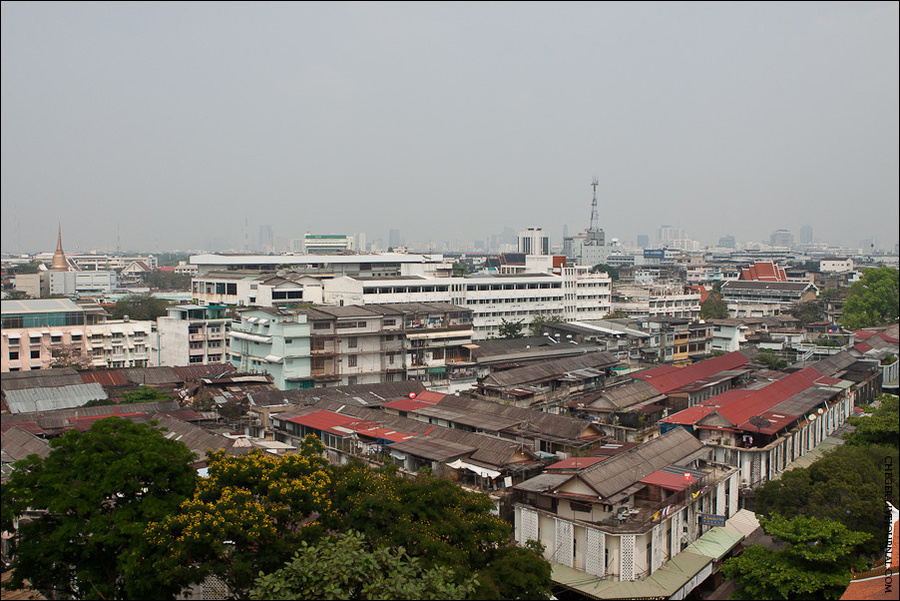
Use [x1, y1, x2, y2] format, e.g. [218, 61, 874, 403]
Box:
[683, 526, 745, 562]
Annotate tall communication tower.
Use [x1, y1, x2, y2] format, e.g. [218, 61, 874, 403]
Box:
[589, 177, 599, 233]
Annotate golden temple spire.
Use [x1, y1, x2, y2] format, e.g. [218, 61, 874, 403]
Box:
[50, 224, 69, 271]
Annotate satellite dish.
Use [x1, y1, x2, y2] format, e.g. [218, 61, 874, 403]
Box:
[683, 472, 693, 482]
[817, 408, 824, 414]
[409, 392, 417, 399]
[808, 414, 817, 421]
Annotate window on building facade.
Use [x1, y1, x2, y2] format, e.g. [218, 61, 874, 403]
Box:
[348, 355, 358, 367]
[30, 349, 40, 359]
[9, 351, 19, 360]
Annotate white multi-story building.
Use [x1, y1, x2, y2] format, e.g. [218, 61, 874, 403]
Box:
[156, 304, 232, 366]
[612, 286, 701, 320]
[84, 319, 153, 369]
[189, 253, 450, 278]
[323, 266, 611, 340]
[819, 257, 854, 273]
[191, 272, 325, 307]
[302, 234, 356, 254]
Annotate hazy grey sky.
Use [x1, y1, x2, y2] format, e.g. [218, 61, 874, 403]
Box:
[2, 1, 898, 254]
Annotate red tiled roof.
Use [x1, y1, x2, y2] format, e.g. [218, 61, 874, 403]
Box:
[855, 342, 874, 353]
[383, 398, 440, 412]
[660, 404, 719, 426]
[639, 469, 695, 492]
[665, 367, 838, 434]
[80, 370, 130, 386]
[740, 261, 788, 282]
[413, 390, 447, 403]
[157, 266, 176, 271]
[287, 410, 416, 442]
[634, 351, 751, 394]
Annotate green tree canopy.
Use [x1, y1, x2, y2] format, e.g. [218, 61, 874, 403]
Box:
[498, 318, 525, 339]
[1, 417, 197, 600]
[752, 349, 788, 370]
[529, 312, 563, 337]
[110, 293, 170, 321]
[592, 263, 619, 281]
[840, 267, 899, 330]
[143, 271, 192, 291]
[845, 394, 899, 449]
[754, 441, 898, 556]
[787, 300, 826, 325]
[721, 514, 871, 600]
[700, 293, 729, 319]
[122, 385, 172, 404]
[322, 461, 551, 600]
[249, 530, 476, 600]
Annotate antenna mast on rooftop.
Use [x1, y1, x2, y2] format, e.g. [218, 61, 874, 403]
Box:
[589, 177, 599, 233]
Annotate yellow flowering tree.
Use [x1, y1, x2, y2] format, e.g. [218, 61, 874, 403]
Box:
[145, 435, 331, 597]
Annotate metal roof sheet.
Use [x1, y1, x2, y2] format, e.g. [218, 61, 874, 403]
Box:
[1, 368, 83, 391]
[635, 350, 752, 394]
[387, 437, 474, 461]
[683, 527, 745, 562]
[4, 383, 108, 413]
[1, 426, 51, 462]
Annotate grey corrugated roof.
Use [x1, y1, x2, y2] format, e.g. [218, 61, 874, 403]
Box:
[481, 352, 618, 388]
[277, 400, 534, 469]
[579, 428, 705, 499]
[589, 380, 664, 411]
[1, 368, 83, 391]
[122, 366, 182, 386]
[1, 425, 51, 462]
[278, 381, 426, 407]
[4, 382, 108, 413]
[438, 395, 602, 442]
[515, 473, 572, 493]
[151, 415, 236, 459]
[387, 437, 474, 461]
[1, 400, 181, 429]
[810, 351, 859, 378]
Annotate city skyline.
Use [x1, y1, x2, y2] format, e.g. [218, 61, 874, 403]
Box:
[2, 2, 898, 253]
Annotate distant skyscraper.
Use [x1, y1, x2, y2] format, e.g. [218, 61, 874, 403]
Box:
[389, 229, 401, 249]
[658, 225, 683, 246]
[259, 224, 274, 252]
[800, 225, 813, 245]
[636, 234, 649, 248]
[718, 235, 736, 249]
[517, 227, 550, 255]
[770, 229, 794, 248]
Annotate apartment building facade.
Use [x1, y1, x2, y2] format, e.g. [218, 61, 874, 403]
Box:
[228, 307, 312, 390]
[156, 304, 232, 366]
[611, 285, 702, 320]
[1, 299, 151, 372]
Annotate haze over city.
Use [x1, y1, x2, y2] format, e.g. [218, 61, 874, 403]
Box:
[2, 1, 898, 253]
